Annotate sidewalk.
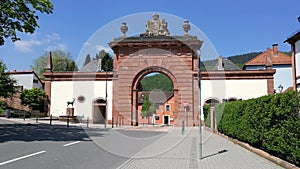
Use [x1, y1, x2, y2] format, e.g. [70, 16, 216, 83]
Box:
[0, 117, 120, 129]
[117, 127, 284, 169]
[0, 117, 172, 131]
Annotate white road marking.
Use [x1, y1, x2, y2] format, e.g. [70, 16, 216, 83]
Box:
[0, 150, 46, 167]
[63, 141, 80, 147]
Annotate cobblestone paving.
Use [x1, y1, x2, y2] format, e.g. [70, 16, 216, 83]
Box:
[117, 127, 284, 169]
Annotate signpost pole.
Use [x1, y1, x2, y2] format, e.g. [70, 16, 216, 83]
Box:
[183, 101, 188, 128]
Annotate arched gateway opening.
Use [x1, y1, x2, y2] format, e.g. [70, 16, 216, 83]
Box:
[133, 69, 175, 126]
[93, 98, 106, 124]
[109, 13, 203, 126]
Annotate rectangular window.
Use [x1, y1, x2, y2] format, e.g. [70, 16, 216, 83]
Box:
[166, 105, 170, 112]
[33, 79, 38, 83]
[155, 104, 159, 110]
[155, 116, 160, 120]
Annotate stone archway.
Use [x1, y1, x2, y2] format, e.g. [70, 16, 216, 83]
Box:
[109, 16, 202, 126]
[131, 66, 178, 126]
[204, 97, 221, 131]
[93, 98, 106, 124]
[204, 98, 221, 107]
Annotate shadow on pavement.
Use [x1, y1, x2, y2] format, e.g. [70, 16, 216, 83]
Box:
[0, 123, 109, 143]
[201, 149, 228, 160]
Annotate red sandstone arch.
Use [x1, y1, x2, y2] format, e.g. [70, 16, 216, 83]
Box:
[131, 66, 178, 90]
[131, 66, 179, 126]
[109, 36, 203, 126]
[204, 97, 221, 107]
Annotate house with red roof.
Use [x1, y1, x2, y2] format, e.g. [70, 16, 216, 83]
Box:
[243, 44, 292, 93]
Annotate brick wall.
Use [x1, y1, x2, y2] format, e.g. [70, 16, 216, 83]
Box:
[0, 86, 30, 111]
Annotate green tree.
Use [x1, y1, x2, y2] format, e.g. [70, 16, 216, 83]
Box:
[0, 0, 53, 45]
[140, 73, 173, 92]
[0, 60, 16, 98]
[83, 54, 91, 66]
[95, 50, 113, 71]
[141, 96, 155, 124]
[31, 49, 78, 79]
[20, 88, 46, 110]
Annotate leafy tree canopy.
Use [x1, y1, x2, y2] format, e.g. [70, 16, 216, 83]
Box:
[0, 60, 16, 98]
[31, 49, 78, 79]
[20, 88, 46, 110]
[140, 73, 173, 92]
[95, 50, 113, 71]
[0, 0, 53, 45]
[141, 95, 155, 119]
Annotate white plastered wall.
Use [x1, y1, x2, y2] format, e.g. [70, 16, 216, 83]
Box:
[201, 79, 268, 106]
[50, 81, 113, 120]
[12, 74, 33, 89]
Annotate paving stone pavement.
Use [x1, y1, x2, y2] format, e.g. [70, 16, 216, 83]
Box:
[117, 127, 284, 169]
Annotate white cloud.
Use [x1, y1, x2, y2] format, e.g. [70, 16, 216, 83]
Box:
[46, 43, 67, 51]
[46, 33, 61, 42]
[45, 33, 66, 51]
[14, 39, 42, 53]
[95, 45, 112, 53]
[14, 32, 67, 53]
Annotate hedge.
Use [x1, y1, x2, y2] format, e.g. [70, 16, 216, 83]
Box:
[203, 104, 210, 127]
[217, 91, 300, 166]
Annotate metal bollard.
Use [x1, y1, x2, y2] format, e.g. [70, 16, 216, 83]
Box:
[50, 114, 52, 125]
[182, 120, 185, 135]
[67, 115, 70, 127]
[23, 112, 26, 121]
[112, 117, 114, 128]
[36, 116, 38, 123]
[87, 117, 89, 128]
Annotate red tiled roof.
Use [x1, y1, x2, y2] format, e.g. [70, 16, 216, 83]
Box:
[244, 47, 291, 66]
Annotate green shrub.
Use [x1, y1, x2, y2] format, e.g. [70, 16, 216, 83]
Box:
[217, 91, 300, 166]
[20, 88, 46, 111]
[0, 100, 7, 114]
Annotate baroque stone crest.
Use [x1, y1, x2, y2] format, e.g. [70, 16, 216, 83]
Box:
[141, 13, 170, 36]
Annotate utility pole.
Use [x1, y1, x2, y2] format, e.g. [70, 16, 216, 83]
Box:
[105, 63, 108, 128]
[198, 50, 202, 159]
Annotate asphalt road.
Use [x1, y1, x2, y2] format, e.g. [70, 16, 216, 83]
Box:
[0, 119, 165, 169]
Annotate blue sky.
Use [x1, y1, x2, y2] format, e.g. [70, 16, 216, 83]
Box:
[0, 0, 299, 71]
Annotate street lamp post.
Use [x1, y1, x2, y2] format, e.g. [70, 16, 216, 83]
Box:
[105, 64, 108, 128]
[198, 50, 202, 159]
[278, 84, 283, 93]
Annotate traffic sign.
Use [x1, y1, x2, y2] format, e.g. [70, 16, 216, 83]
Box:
[183, 101, 188, 107]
